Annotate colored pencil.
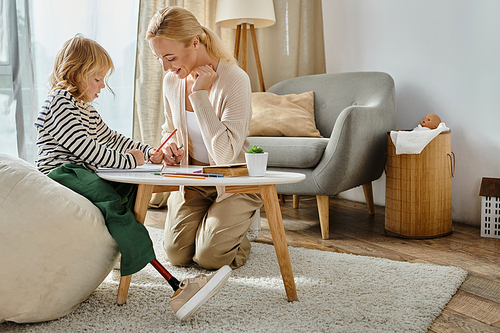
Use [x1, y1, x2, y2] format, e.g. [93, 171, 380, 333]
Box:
[162, 174, 206, 180]
[146, 129, 177, 164]
[162, 172, 222, 178]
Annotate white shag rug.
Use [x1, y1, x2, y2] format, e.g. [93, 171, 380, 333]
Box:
[2, 226, 467, 333]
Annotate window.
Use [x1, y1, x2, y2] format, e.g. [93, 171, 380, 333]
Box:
[0, 0, 140, 164]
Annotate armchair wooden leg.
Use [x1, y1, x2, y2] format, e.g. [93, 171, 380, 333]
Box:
[362, 182, 375, 215]
[292, 195, 299, 209]
[316, 195, 329, 239]
[280, 194, 285, 203]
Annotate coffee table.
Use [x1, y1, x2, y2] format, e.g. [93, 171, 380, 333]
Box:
[97, 166, 305, 304]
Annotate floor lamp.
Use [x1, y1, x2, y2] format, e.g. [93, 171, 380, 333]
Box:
[215, 0, 276, 92]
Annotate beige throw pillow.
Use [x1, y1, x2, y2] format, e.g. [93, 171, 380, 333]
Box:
[249, 91, 322, 137]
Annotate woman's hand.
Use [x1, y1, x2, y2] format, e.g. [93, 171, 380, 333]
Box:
[126, 149, 145, 166]
[148, 148, 164, 164]
[162, 143, 185, 166]
[191, 64, 217, 93]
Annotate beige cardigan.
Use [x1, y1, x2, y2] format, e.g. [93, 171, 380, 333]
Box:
[161, 60, 252, 200]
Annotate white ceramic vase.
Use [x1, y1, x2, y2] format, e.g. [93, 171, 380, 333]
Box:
[245, 152, 268, 177]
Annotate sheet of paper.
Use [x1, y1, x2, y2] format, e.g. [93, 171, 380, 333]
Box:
[96, 163, 164, 173]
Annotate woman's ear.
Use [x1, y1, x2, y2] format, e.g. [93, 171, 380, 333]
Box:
[192, 36, 199, 49]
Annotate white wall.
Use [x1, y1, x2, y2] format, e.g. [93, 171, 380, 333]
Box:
[322, 0, 500, 226]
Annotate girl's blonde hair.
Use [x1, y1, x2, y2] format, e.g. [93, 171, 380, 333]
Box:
[49, 34, 114, 102]
[145, 6, 236, 65]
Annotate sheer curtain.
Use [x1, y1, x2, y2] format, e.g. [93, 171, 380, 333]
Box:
[133, 0, 222, 147]
[133, 0, 325, 145]
[0, 0, 36, 163]
[0, 0, 140, 164]
[245, 0, 326, 91]
[1, 0, 324, 164]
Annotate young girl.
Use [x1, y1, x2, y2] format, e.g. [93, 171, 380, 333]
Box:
[34, 35, 231, 321]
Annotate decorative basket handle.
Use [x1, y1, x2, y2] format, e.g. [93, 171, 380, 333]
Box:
[384, 152, 387, 174]
[447, 152, 456, 177]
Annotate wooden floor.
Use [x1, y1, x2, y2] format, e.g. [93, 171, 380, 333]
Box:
[145, 195, 500, 333]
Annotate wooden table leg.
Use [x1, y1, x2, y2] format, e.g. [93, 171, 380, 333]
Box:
[116, 184, 154, 305]
[116, 275, 132, 305]
[259, 184, 299, 302]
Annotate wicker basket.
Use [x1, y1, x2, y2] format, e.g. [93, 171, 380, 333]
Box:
[385, 130, 453, 239]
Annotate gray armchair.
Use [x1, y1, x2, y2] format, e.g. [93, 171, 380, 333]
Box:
[248, 71, 396, 239]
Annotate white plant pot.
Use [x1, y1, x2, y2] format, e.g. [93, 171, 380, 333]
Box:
[245, 152, 268, 177]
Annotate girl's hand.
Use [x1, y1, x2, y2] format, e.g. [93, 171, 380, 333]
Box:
[191, 64, 217, 93]
[162, 143, 185, 166]
[148, 148, 164, 164]
[126, 149, 145, 166]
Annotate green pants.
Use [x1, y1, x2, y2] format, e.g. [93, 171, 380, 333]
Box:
[48, 164, 156, 276]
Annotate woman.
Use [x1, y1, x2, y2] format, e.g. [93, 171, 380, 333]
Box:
[146, 7, 263, 270]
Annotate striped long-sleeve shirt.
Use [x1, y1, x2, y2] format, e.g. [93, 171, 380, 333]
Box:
[35, 89, 152, 174]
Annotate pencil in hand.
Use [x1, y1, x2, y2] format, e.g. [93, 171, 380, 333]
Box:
[171, 143, 184, 159]
[146, 129, 177, 164]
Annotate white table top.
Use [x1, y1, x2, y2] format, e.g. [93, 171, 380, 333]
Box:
[97, 165, 305, 187]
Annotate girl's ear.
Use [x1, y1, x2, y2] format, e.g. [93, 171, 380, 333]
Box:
[75, 74, 85, 89]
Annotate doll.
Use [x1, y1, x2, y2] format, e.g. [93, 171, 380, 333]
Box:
[391, 113, 448, 155]
[420, 113, 441, 129]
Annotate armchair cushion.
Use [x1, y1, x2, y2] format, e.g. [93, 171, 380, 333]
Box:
[248, 137, 329, 168]
[249, 91, 322, 138]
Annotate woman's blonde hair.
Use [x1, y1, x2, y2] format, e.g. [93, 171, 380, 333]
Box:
[49, 34, 114, 102]
[145, 6, 236, 65]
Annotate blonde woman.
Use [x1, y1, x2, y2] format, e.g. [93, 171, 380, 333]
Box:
[147, 7, 263, 272]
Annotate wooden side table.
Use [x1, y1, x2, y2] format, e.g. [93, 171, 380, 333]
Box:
[385, 130, 454, 239]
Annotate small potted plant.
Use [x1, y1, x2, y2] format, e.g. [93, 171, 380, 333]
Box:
[245, 145, 268, 177]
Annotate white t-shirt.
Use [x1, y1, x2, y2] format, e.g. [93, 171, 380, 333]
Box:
[186, 110, 210, 163]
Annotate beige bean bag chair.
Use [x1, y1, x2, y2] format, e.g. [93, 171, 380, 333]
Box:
[0, 153, 119, 323]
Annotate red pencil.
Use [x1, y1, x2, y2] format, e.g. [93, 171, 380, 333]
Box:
[146, 129, 177, 164]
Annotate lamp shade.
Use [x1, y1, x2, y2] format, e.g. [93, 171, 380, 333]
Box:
[215, 0, 276, 29]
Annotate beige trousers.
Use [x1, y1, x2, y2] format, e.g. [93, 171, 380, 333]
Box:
[164, 186, 262, 270]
